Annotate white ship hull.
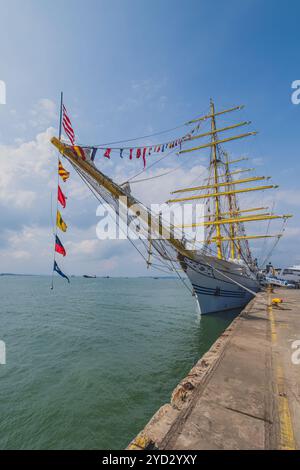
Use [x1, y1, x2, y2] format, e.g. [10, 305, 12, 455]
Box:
[181, 254, 260, 315]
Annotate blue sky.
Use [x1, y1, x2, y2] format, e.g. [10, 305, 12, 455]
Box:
[0, 0, 299, 275]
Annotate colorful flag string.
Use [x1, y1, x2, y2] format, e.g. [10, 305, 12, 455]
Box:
[55, 235, 66, 257]
[51, 96, 72, 287]
[61, 121, 201, 169]
[51, 98, 202, 286]
[54, 261, 69, 283]
[57, 185, 67, 209]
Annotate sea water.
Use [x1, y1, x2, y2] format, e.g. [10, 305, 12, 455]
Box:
[0, 276, 238, 449]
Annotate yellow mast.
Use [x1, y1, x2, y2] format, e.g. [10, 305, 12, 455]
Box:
[204, 167, 254, 179]
[179, 132, 257, 154]
[202, 207, 268, 218]
[187, 121, 251, 142]
[185, 105, 244, 124]
[202, 234, 283, 243]
[227, 157, 248, 164]
[180, 213, 291, 228]
[171, 101, 291, 261]
[167, 184, 278, 203]
[210, 99, 223, 259]
[171, 175, 270, 193]
[224, 153, 236, 259]
[52, 101, 292, 268]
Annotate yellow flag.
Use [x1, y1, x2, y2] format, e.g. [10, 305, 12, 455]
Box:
[56, 210, 67, 232]
[58, 160, 70, 182]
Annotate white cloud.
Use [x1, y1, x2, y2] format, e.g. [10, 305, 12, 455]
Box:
[0, 127, 56, 209]
[112, 161, 207, 206]
[29, 98, 57, 128]
[68, 239, 99, 255]
[11, 250, 31, 260]
[283, 226, 300, 238]
[0, 225, 52, 271]
[68, 179, 91, 201]
[275, 189, 300, 207]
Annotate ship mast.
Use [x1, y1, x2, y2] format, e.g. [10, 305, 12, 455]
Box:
[51, 101, 292, 269]
[223, 152, 237, 259]
[210, 99, 223, 259]
[168, 101, 292, 263]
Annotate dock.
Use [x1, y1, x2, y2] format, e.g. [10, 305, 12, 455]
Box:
[127, 288, 300, 450]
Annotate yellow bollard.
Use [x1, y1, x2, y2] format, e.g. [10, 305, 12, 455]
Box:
[272, 298, 283, 305]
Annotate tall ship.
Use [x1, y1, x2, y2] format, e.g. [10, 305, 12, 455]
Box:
[51, 100, 292, 314]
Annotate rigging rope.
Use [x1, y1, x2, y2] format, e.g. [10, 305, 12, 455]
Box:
[123, 147, 178, 184]
[259, 218, 287, 269]
[74, 125, 185, 148]
[71, 161, 193, 291]
[258, 200, 275, 266]
[127, 164, 184, 184]
[71, 164, 150, 265]
[74, 105, 210, 148]
[70, 156, 271, 302]
[122, 118, 210, 184]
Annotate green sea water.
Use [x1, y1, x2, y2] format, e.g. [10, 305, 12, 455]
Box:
[0, 276, 238, 449]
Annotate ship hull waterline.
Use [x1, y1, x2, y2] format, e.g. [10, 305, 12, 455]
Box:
[180, 255, 259, 315]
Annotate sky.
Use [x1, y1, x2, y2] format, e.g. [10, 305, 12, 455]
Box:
[0, 0, 299, 276]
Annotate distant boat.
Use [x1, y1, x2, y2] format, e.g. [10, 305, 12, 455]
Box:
[276, 265, 300, 284]
[83, 275, 97, 278]
[263, 276, 295, 288]
[261, 265, 300, 288]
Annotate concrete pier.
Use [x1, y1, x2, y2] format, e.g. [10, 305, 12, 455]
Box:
[127, 289, 300, 450]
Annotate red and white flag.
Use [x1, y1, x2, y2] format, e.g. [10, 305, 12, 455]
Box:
[62, 104, 75, 144]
